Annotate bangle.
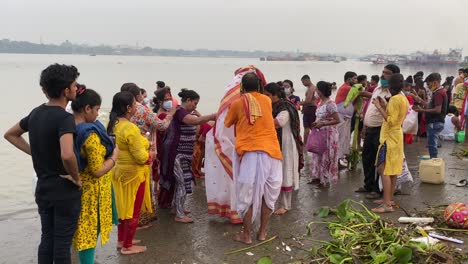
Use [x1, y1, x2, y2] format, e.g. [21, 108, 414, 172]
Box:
[109, 157, 115, 167]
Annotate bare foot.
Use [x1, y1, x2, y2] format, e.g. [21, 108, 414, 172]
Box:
[233, 232, 252, 245]
[274, 208, 288, 215]
[117, 240, 141, 249]
[257, 232, 267, 241]
[136, 223, 153, 230]
[175, 216, 193, 223]
[120, 245, 147, 255]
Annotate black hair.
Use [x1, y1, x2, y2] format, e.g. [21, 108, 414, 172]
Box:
[384, 64, 400, 74]
[459, 68, 464, 72]
[344, 71, 357, 82]
[153, 87, 171, 112]
[405, 75, 414, 84]
[357, 75, 367, 83]
[120, 83, 141, 99]
[71, 87, 102, 112]
[415, 78, 424, 88]
[39, 64, 80, 99]
[447, 105, 459, 116]
[156, 81, 166, 89]
[264, 82, 285, 99]
[107, 91, 135, 135]
[316, 81, 332, 97]
[463, 68, 468, 74]
[241, 72, 263, 93]
[283, 79, 293, 88]
[301, 75, 310, 80]
[425, 73, 442, 83]
[388, 73, 404, 94]
[371, 75, 380, 83]
[415, 71, 424, 77]
[276, 81, 284, 87]
[443, 76, 455, 87]
[120, 82, 139, 92]
[140, 88, 146, 94]
[178, 88, 200, 102]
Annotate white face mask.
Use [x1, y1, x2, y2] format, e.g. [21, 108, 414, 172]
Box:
[162, 100, 173, 111]
[142, 98, 150, 105]
[284, 88, 291, 95]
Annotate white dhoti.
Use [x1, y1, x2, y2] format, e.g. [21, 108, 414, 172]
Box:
[236, 151, 282, 224]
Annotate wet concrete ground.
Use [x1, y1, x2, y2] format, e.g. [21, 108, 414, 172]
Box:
[1, 140, 467, 264]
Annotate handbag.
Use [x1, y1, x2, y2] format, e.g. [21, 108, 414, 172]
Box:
[306, 128, 327, 154]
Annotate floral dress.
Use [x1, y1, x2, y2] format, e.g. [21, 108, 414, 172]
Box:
[310, 101, 339, 185]
[73, 133, 113, 251]
[131, 102, 169, 225]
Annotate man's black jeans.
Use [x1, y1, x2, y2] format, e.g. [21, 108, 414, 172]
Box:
[36, 196, 81, 264]
[362, 126, 381, 193]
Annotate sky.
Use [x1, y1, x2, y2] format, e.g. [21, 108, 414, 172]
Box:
[2, 0, 467, 55]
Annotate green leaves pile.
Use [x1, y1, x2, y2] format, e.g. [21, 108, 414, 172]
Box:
[306, 199, 467, 264]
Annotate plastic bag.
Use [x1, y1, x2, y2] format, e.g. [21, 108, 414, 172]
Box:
[379, 158, 413, 191]
[402, 109, 418, 135]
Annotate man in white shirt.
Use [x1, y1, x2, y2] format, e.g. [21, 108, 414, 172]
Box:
[355, 64, 399, 199]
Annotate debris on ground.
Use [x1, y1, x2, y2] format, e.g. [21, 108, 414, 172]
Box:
[304, 199, 468, 264]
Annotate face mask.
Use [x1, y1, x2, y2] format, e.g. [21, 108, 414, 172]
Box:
[142, 98, 150, 105]
[162, 100, 173, 111]
[403, 91, 410, 96]
[380, 79, 389, 87]
[284, 88, 291, 95]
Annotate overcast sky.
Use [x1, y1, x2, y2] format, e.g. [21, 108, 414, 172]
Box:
[2, 0, 467, 55]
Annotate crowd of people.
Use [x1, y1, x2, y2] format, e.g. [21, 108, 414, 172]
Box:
[3, 63, 468, 263]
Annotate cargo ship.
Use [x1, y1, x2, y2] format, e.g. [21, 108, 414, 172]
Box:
[406, 49, 462, 65]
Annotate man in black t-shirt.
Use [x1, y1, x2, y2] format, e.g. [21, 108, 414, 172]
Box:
[413, 72, 447, 158]
[4, 64, 82, 264]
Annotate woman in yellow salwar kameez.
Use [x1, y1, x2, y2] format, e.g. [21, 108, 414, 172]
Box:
[107, 91, 154, 255]
[371, 73, 409, 214]
[72, 87, 120, 264]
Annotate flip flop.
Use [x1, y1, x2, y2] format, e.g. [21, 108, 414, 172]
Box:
[371, 204, 395, 214]
[456, 179, 468, 187]
[373, 200, 396, 206]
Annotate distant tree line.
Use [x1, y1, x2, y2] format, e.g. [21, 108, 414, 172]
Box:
[0, 39, 295, 58]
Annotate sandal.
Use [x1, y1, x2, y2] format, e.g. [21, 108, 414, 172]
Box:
[371, 204, 395, 214]
[314, 183, 330, 189]
[307, 179, 320, 185]
[456, 179, 468, 187]
[373, 200, 395, 205]
[365, 192, 381, 199]
[354, 187, 369, 193]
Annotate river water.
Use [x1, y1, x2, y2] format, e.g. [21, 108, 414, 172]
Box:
[0, 53, 459, 217]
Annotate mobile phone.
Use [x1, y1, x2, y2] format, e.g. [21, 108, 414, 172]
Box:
[109, 134, 116, 144]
